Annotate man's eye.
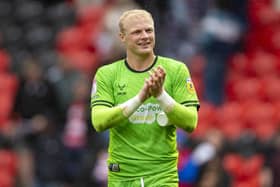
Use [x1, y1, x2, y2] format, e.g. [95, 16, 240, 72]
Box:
[133, 30, 141, 34]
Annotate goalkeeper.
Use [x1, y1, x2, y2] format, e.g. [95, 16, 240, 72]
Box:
[91, 9, 200, 187]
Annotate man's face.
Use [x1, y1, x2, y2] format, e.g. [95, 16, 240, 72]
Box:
[120, 15, 155, 56]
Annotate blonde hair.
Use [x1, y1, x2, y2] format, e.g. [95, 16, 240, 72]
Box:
[119, 9, 154, 34]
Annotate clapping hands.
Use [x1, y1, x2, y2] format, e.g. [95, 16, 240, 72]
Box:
[139, 66, 166, 102]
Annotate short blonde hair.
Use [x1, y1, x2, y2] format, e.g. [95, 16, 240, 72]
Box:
[119, 9, 154, 34]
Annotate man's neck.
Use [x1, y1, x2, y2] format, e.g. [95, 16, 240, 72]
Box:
[126, 53, 156, 71]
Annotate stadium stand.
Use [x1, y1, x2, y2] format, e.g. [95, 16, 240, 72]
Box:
[0, 0, 279, 186]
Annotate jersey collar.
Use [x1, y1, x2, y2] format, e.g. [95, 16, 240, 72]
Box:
[125, 56, 158, 73]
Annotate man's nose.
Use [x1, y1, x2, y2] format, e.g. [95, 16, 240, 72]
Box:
[140, 31, 149, 38]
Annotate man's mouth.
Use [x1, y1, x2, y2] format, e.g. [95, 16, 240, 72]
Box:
[138, 42, 151, 47]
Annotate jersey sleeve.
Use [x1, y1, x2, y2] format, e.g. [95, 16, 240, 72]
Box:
[172, 63, 200, 109]
[91, 67, 115, 108]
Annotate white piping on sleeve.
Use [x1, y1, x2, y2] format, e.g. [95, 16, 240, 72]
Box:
[140, 177, 144, 187]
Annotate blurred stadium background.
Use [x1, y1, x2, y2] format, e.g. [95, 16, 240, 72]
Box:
[0, 0, 279, 187]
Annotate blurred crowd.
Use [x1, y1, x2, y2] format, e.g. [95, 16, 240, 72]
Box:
[0, 0, 279, 187]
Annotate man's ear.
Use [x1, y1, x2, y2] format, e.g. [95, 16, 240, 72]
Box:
[119, 32, 125, 42]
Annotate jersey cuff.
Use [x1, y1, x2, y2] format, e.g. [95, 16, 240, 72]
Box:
[91, 100, 114, 108]
[181, 100, 200, 111]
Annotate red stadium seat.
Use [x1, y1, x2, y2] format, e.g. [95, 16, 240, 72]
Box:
[56, 27, 92, 53]
[191, 76, 203, 99]
[223, 153, 243, 177]
[242, 101, 276, 128]
[219, 121, 244, 141]
[0, 74, 17, 126]
[250, 51, 278, 77]
[216, 102, 245, 139]
[0, 146, 16, 185]
[0, 74, 18, 96]
[243, 155, 264, 177]
[254, 121, 277, 141]
[216, 102, 243, 124]
[230, 78, 262, 102]
[189, 55, 206, 77]
[225, 154, 263, 187]
[0, 50, 11, 72]
[192, 102, 218, 138]
[261, 76, 280, 102]
[196, 102, 217, 124]
[268, 27, 280, 54]
[189, 103, 214, 138]
[0, 172, 13, 187]
[234, 180, 260, 187]
[228, 53, 250, 76]
[0, 150, 17, 176]
[249, 1, 279, 28]
[274, 101, 280, 122]
[225, 73, 246, 102]
[62, 51, 99, 75]
[0, 93, 14, 126]
[192, 120, 212, 138]
[76, 5, 106, 27]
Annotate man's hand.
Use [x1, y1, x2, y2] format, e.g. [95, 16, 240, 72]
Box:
[138, 66, 166, 102]
[148, 66, 166, 97]
[138, 78, 153, 102]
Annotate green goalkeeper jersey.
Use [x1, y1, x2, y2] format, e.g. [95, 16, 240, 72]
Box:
[91, 56, 199, 181]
